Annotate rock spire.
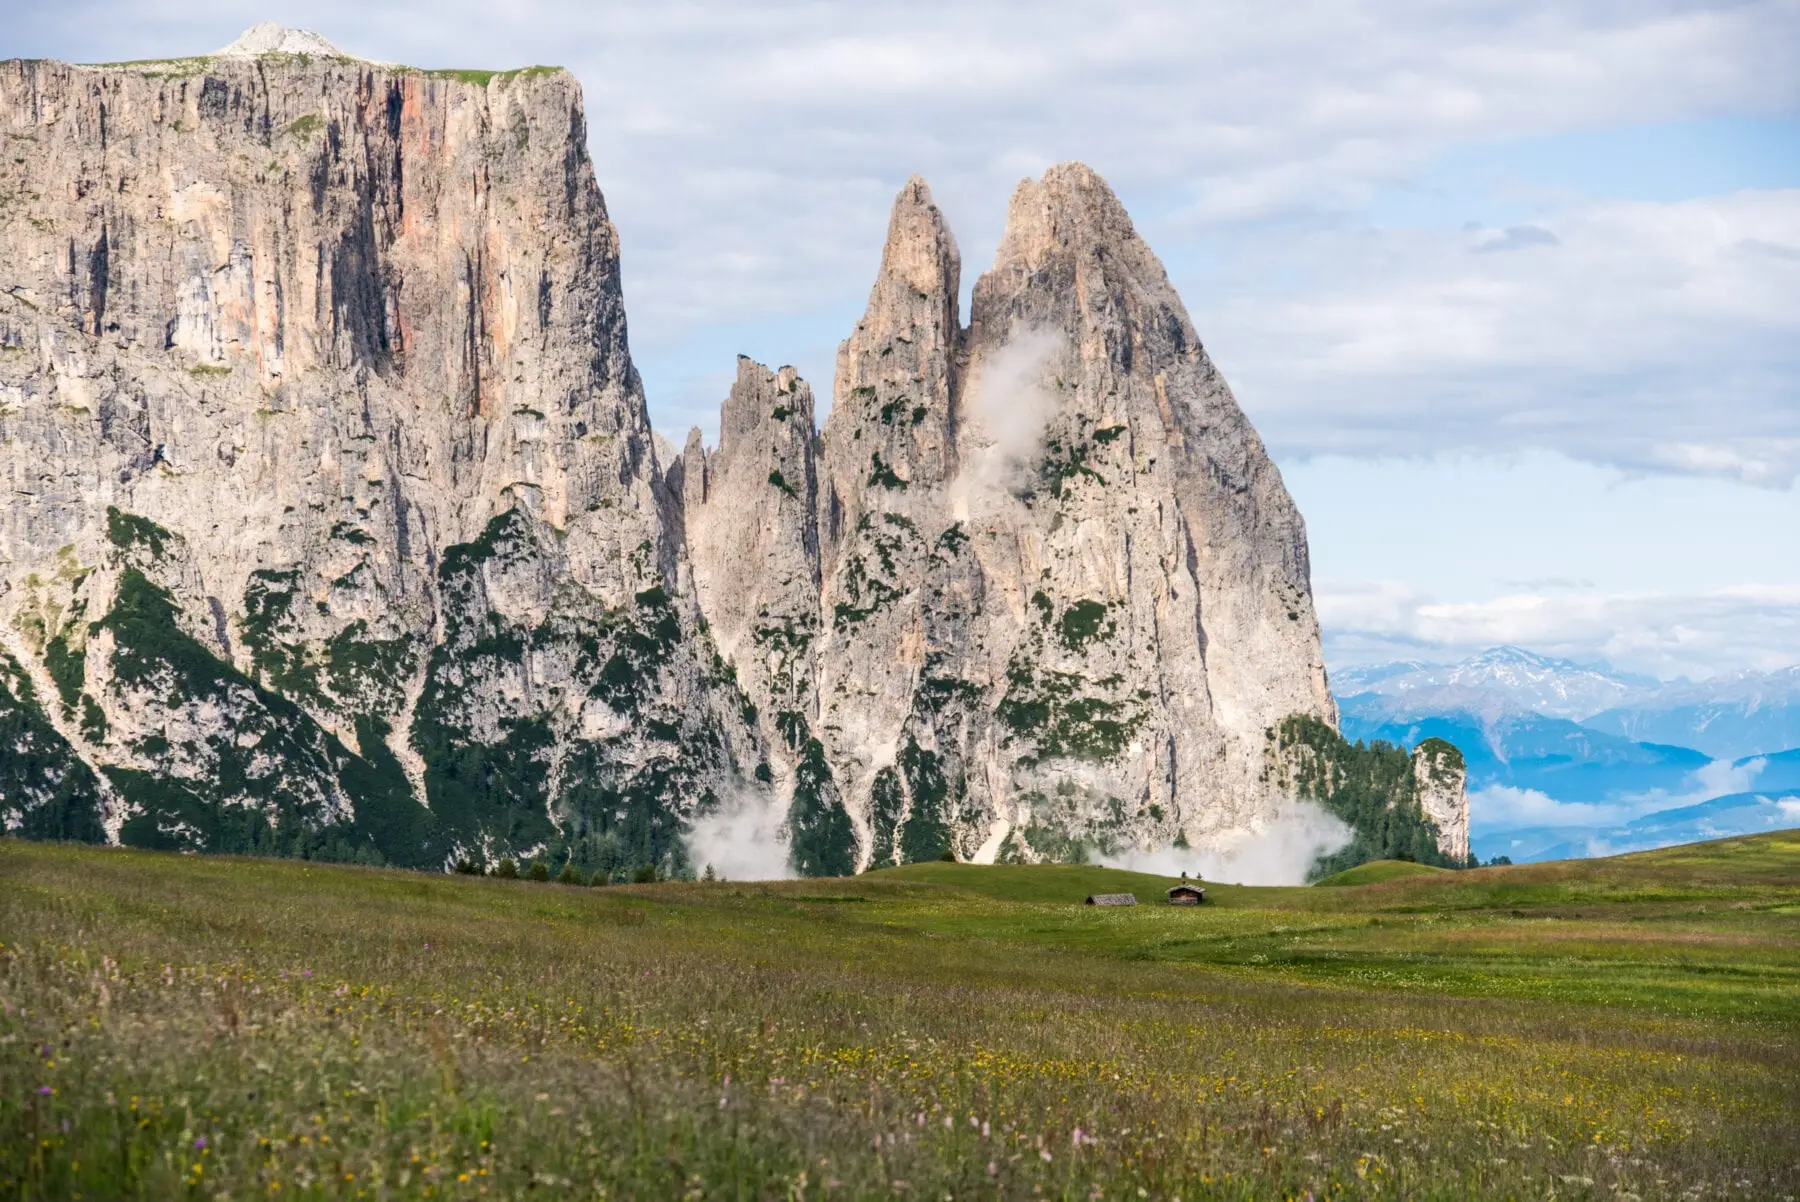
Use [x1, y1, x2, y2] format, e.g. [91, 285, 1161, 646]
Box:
[681, 165, 1380, 869]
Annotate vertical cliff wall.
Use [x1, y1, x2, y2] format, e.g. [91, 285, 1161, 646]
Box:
[0, 44, 753, 869]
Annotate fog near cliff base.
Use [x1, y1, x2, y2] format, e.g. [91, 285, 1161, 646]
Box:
[1101, 799, 1354, 886]
[686, 789, 796, 881]
[951, 326, 1064, 519]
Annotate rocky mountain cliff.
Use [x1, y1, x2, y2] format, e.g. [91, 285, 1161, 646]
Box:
[0, 36, 753, 870]
[680, 171, 1465, 868]
[0, 32, 1467, 874]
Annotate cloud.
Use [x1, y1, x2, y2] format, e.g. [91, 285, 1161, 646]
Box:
[951, 326, 1064, 520]
[963, 327, 1063, 463]
[1471, 786, 1633, 831]
[1648, 440, 1800, 488]
[1690, 756, 1764, 800]
[1101, 799, 1353, 885]
[1606, 757, 1769, 811]
[13, 1, 1798, 455]
[1472, 224, 1560, 253]
[1202, 190, 1800, 482]
[1319, 581, 1800, 679]
[686, 790, 795, 881]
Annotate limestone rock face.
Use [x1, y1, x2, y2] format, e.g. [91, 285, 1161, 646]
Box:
[676, 358, 852, 874]
[1412, 741, 1470, 861]
[0, 42, 752, 870]
[811, 178, 971, 864]
[683, 167, 1341, 867]
[0, 30, 1452, 875]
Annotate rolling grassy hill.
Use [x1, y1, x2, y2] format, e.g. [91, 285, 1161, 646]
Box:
[1313, 859, 1448, 886]
[3, 832, 1796, 1198]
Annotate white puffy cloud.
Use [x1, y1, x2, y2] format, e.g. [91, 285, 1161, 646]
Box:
[686, 790, 796, 881]
[1470, 786, 1630, 831]
[1200, 190, 1800, 481]
[16, 1, 1800, 455]
[1101, 799, 1353, 886]
[1319, 581, 1800, 678]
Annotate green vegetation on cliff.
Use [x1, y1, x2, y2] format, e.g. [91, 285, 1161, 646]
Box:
[0, 648, 106, 842]
[1271, 714, 1469, 878]
[411, 509, 741, 879]
[100, 564, 434, 867]
[786, 737, 855, 876]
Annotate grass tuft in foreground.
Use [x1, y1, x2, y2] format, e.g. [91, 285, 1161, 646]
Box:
[1, 833, 1796, 1198]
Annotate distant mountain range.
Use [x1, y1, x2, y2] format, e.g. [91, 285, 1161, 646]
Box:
[1337, 699, 1710, 803]
[1334, 648, 1800, 760]
[1581, 668, 1800, 762]
[1333, 647, 1800, 862]
[1333, 646, 1655, 722]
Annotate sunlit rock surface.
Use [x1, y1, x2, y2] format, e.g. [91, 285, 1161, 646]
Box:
[0, 33, 1463, 872]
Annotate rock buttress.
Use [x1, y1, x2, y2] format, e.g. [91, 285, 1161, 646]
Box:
[0, 48, 752, 872]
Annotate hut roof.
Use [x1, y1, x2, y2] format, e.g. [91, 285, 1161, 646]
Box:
[1166, 884, 1206, 901]
[1085, 893, 1137, 906]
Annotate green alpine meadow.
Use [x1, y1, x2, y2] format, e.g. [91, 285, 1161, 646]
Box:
[3, 14, 1797, 1202]
[4, 832, 1797, 1198]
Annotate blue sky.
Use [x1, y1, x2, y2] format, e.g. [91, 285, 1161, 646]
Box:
[15, 0, 1800, 680]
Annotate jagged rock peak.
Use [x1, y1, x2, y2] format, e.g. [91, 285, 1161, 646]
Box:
[681, 358, 827, 805]
[991, 161, 1155, 279]
[872, 176, 960, 325]
[824, 176, 965, 504]
[213, 23, 352, 59]
[719, 355, 810, 452]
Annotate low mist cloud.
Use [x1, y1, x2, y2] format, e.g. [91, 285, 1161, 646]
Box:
[1689, 756, 1764, 800]
[1609, 756, 1769, 813]
[686, 790, 795, 881]
[951, 327, 1064, 521]
[1471, 785, 1630, 831]
[966, 327, 1063, 462]
[1102, 799, 1353, 886]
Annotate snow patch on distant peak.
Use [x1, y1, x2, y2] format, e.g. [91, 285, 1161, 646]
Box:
[214, 23, 351, 59]
[1336, 645, 1646, 720]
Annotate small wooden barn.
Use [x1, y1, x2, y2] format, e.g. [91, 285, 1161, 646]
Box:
[1166, 884, 1207, 905]
[1085, 893, 1137, 906]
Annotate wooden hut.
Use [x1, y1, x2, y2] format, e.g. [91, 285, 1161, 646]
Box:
[1166, 884, 1206, 905]
[1085, 893, 1137, 906]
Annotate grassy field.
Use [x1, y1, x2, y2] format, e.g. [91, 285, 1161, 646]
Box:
[2, 834, 1797, 1199]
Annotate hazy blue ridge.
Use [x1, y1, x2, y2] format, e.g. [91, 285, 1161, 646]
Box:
[1583, 700, 1800, 762]
[1740, 747, 1800, 792]
[1337, 696, 1709, 803]
[1334, 648, 1800, 764]
[1474, 788, 1800, 863]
